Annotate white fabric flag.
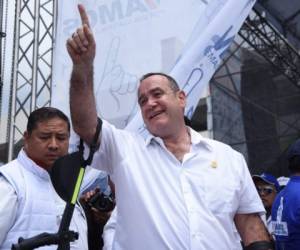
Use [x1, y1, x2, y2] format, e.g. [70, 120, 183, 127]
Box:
[52, 0, 256, 145]
[126, 0, 256, 133]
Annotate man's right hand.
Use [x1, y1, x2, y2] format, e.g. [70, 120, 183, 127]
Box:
[80, 188, 113, 225]
[66, 4, 96, 67]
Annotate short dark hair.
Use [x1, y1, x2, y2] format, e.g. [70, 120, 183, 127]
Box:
[27, 107, 70, 134]
[288, 155, 300, 174]
[140, 72, 180, 93]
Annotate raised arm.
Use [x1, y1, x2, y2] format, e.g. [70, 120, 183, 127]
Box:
[66, 4, 98, 145]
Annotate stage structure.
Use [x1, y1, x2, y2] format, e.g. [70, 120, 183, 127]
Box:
[0, 0, 57, 161]
[239, 9, 300, 89]
[0, 0, 300, 176]
[0, 0, 6, 126]
[210, 6, 300, 176]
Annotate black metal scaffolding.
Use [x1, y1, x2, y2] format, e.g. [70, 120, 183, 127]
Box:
[210, 6, 300, 176]
[239, 9, 300, 89]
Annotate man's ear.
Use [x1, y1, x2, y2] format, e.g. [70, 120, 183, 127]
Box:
[23, 131, 30, 150]
[23, 131, 29, 140]
[178, 90, 186, 106]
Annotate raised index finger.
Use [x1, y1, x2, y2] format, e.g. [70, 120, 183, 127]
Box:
[78, 4, 90, 27]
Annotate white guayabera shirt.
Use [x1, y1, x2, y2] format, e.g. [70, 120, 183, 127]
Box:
[90, 120, 265, 250]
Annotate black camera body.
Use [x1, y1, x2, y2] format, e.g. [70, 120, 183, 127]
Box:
[88, 192, 115, 212]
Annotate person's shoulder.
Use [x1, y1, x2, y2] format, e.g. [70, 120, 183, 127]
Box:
[0, 159, 23, 193]
[0, 159, 20, 173]
[103, 120, 138, 135]
[203, 137, 230, 148]
[200, 135, 236, 153]
[103, 120, 146, 145]
[195, 133, 245, 163]
[284, 182, 300, 200]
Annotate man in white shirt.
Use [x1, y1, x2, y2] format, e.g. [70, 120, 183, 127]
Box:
[66, 4, 273, 250]
[0, 107, 88, 250]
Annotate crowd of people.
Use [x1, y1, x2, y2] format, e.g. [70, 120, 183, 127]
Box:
[0, 3, 299, 250]
[271, 139, 300, 249]
[251, 138, 300, 250]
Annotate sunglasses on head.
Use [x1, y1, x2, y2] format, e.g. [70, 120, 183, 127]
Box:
[256, 186, 274, 195]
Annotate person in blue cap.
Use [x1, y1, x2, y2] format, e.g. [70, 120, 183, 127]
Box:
[271, 139, 300, 250]
[253, 173, 280, 235]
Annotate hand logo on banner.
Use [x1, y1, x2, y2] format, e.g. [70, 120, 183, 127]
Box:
[54, 0, 256, 132]
[96, 37, 138, 127]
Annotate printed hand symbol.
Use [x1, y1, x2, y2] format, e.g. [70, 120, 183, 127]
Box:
[95, 37, 138, 125]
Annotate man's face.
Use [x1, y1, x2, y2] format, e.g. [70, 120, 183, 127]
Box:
[255, 180, 277, 210]
[23, 117, 70, 170]
[138, 75, 186, 137]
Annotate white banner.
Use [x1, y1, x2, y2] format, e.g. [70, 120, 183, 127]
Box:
[52, 0, 256, 140]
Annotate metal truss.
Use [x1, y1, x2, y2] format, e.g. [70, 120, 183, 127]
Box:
[0, 1, 4, 118]
[210, 36, 300, 175]
[238, 8, 300, 88]
[210, 8, 300, 175]
[7, 0, 56, 160]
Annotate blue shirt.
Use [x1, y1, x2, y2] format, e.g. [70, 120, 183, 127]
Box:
[271, 175, 300, 250]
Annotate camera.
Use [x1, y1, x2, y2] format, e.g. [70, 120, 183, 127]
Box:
[88, 192, 115, 212]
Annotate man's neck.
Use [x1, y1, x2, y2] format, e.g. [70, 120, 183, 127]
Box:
[163, 126, 191, 162]
[23, 149, 50, 171]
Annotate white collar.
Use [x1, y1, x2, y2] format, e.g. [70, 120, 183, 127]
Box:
[18, 149, 50, 180]
[144, 126, 213, 152]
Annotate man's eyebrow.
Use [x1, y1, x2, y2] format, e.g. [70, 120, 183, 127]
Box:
[149, 87, 163, 92]
[37, 131, 51, 135]
[138, 87, 164, 101]
[38, 131, 69, 135]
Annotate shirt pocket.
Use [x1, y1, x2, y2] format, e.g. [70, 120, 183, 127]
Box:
[203, 175, 239, 214]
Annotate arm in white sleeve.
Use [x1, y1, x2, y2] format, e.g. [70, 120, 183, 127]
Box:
[102, 207, 117, 250]
[0, 176, 18, 245]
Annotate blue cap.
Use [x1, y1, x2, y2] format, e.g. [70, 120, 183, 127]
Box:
[287, 139, 300, 160]
[252, 173, 280, 192]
